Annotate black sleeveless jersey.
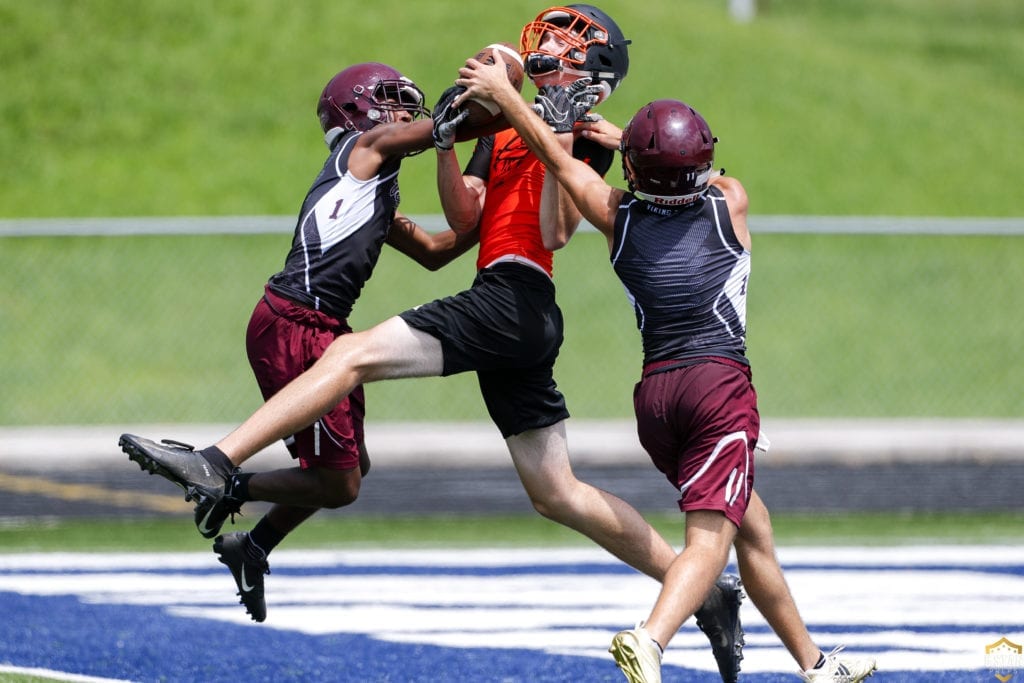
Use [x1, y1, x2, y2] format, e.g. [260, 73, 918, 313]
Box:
[267, 131, 402, 320]
[610, 186, 751, 365]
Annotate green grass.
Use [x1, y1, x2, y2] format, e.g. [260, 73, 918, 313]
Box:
[2, 511, 1023, 553]
[3, 232, 1022, 423]
[0, 0, 1021, 217]
[746, 233, 1024, 417]
[2, 0, 1023, 424]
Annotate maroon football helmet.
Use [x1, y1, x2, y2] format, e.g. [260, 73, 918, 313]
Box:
[317, 62, 429, 133]
[620, 99, 718, 206]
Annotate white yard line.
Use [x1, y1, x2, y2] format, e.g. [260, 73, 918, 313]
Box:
[2, 546, 1022, 675]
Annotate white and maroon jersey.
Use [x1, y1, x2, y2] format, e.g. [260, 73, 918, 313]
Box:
[611, 185, 751, 365]
[268, 131, 402, 320]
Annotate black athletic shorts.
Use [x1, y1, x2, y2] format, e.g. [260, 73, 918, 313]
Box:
[399, 262, 570, 438]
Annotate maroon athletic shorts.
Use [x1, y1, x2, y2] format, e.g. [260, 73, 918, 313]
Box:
[633, 357, 759, 528]
[245, 286, 365, 471]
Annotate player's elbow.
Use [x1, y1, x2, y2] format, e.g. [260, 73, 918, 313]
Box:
[440, 194, 482, 234]
[420, 256, 448, 272]
[542, 232, 570, 251]
[445, 212, 479, 235]
[451, 221, 478, 236]
[541, 214, 580, 251]
[410, 254, 442, 271]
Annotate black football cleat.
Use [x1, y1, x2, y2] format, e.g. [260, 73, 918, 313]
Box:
[694, 573, 745, 683]
[120, 433, 243, 538]
[214, 532, 269, 623]
[193, 474, 244, 539]
[121, 432, 226, 505]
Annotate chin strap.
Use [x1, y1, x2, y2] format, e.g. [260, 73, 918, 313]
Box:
[634, 188, 707, 207]
[633, 164, 719, 206]
[561, 66, 613, 101]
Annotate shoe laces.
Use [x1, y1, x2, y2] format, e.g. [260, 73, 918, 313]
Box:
[244, 543, 271, 575]
[226, 505, 243, 526]
[801, 645, 855, 681]
[223, 468, 245, 522]
[822, 645, 849, 670]
[249, 555, 270, 575]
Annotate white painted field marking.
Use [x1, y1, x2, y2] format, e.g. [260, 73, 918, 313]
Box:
[1, 546, 1021, 675]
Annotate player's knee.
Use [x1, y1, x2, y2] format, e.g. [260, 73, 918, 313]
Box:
[316, 470, 361, 509]
[529, 496, 555, 520]
[526, 485, 576, 522]
[736, 495, 775, 551]
[320, 487, 358, 509]
[516, 460, 588, 523]
[321, 334, 374, 383]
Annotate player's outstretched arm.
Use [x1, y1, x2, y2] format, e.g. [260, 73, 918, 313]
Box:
[432, 86, 486, 234]
[577, 116, 623, 150]
[456, 54, 620, 239]
[386, 211, 479, 271]
[347, 119, 435, 181]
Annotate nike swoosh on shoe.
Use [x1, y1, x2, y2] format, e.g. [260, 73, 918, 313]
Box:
[197, 505, 219, 537]
[240, 564, 256, 593]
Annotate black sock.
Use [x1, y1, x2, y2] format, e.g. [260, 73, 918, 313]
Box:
[228, 472, 255, 501]
[198, 446, 234, 478]
[813, 652, 826, 669]
[248, 516, 287, 558]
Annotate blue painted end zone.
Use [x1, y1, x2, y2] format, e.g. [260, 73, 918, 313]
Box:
[4, 546, 1021, 682]
[1, 591, 704, 682]
[0, 590, 993, 682]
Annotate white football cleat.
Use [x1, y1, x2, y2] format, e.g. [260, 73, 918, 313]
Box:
[609, 624, 662, 683]
[799, 645, 877, 682]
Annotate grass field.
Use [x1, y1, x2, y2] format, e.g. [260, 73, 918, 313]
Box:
[1, 5, 1020, 681]
[2, 231, 1022, 423]
[1, 0, 1021, 218]
[0, 674, 62, 683]
[2, 0, 1022, 426]
[3, 510, 1024, 553]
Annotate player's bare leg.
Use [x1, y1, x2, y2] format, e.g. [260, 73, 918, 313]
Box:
[733, 490, 822, 668]
[216, 316, 444, 465]
[506, 422, 677, 581]
[122, 317, 441, 533]
[610, 511, 737, 682]
[643, 510, 738, 646]
[735, 491, 877, 679]
[244, 465, 362, 508]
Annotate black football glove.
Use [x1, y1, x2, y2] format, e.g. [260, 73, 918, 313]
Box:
[432, 85, 470, 151]
[532, 78, 603, 133]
